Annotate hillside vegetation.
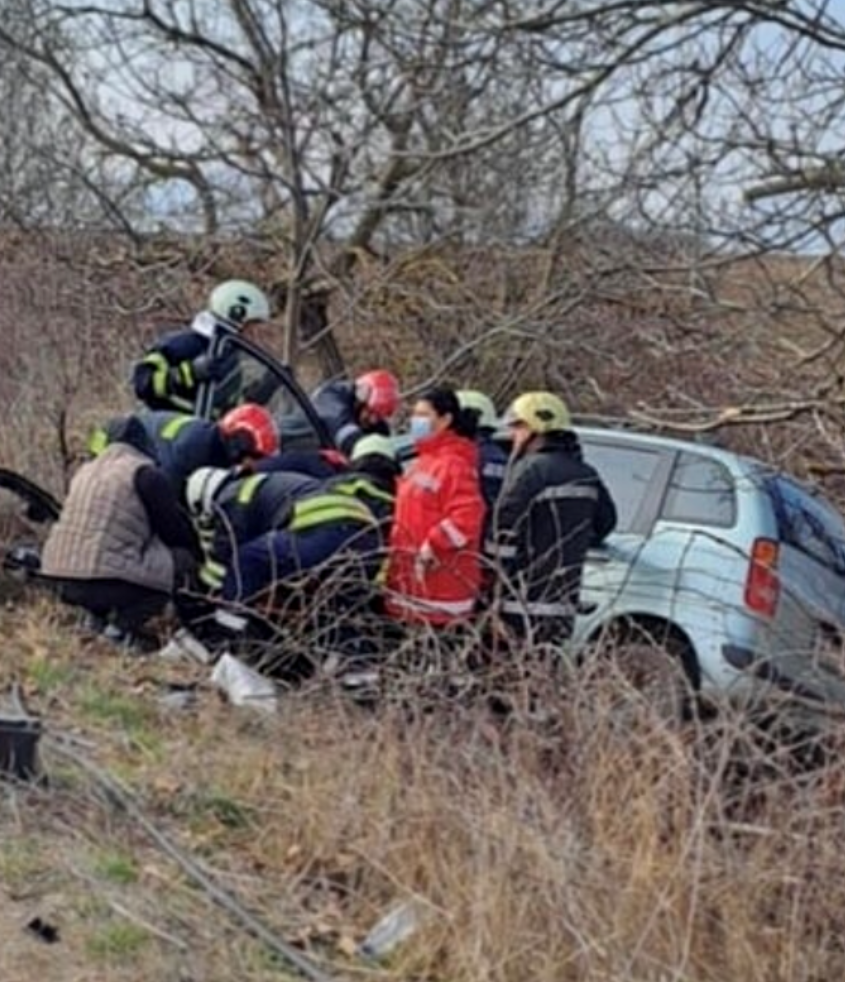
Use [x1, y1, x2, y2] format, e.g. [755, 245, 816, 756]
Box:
[3, 233, 845, 980]
[2, 231, 845, 499]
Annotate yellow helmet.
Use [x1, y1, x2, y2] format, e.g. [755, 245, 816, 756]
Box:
[457, 390, 498, 430]
[505, 392, 571, 434]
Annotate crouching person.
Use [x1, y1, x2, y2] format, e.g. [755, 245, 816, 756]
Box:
[41, 417, 200, 650]
[184, 445, 398, 675]
[488, 392, 616, 646]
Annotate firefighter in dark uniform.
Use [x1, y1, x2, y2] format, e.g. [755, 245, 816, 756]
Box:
[132, 279, 271, 416]
[187, 436, 398, 603]
[183, 438, 399, 674]
[89, 404, 280, 500]
[289, 369, 401, 455]
[457, 389, 508, 517]
[487, 392, 617, 644]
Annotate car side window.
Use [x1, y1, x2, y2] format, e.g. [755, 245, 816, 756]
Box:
[581, 442, 663, 533]
[768, 476, 845, 575]
[661, 451, 736, 527]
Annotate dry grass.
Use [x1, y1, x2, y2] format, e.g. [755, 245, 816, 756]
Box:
[3, 234, 845, 979]
[0, 594, 843, 981]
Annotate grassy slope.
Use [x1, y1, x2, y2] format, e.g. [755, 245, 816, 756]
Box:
[2, 594, 845, 981]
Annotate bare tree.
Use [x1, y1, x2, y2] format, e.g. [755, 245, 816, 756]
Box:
[4, 0, 845, 487]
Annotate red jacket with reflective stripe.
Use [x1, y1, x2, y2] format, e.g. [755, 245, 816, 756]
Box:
[386, 428, 485, 624]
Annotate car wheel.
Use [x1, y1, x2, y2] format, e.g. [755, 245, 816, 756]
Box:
[591, 620, 701, 725]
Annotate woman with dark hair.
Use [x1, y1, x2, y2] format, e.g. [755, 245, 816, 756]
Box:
[385, 386, 485, 625]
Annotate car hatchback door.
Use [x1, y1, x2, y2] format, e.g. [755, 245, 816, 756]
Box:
[764, 474, 845, 644]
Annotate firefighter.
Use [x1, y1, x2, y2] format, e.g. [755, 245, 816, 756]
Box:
[457, 389, 508, 515]
[89, 404, 280, 499]
[487, 392, 616, 644]
[185, 465, 321, 593]
[132, 279, 272, 415]
[305, 369, 401, 455]
[186, 437, 398, 604]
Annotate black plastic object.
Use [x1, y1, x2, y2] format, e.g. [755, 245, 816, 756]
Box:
[26, 917, 60, 944]
[0, 468, 61, 523]
[2, 545, 42, 576]
[0, 715, 42, 780]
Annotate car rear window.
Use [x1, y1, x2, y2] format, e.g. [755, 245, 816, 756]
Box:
[660, 451, 736, 527]
[766, 475, 845, 575]
[581, 442, 663, 533]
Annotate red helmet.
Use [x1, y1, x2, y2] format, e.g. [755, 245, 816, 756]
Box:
[219, 403, 279, 459]
[355, 370, 400, 421]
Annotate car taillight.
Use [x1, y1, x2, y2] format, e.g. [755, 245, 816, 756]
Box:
[744, 538, 780, 618]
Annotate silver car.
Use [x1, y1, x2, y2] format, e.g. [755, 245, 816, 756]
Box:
[574, 427, 845, 709]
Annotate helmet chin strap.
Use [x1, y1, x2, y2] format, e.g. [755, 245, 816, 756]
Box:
[511, 431, 541, 460]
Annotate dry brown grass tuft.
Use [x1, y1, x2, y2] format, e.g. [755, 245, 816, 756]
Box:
[0, 596, 843, 981]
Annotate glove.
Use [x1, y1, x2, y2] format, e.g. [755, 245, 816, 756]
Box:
[191, 354, 228, 384]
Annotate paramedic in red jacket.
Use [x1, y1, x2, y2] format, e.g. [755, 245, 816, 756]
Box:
[385, 386, 485, 625]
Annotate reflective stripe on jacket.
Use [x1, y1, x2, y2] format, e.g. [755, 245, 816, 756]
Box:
[139, 411, 227, 494]
[488, 433, 617, 633]
[289, 493, 375, 532]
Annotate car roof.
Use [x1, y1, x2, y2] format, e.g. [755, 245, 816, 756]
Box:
[571, 424, 760, 474]
[397, 420, 765, 478]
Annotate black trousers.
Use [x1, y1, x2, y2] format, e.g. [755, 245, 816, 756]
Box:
[54, 578, 169, 632]
[501, 611, 574, 646]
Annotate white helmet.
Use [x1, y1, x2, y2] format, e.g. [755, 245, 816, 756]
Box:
[350, 434, 397, 462]
[457, 390, 498, 431]
[186, 467, 232, 518]
[208, 280, 271, 329]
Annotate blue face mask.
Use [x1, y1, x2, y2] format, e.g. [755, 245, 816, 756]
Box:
[409, 414, 434, 441]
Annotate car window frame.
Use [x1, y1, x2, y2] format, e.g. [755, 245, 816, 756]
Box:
[196, 332, 334, 448]
[658, 448, 738, 529]
[578, 435, 675, 536]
